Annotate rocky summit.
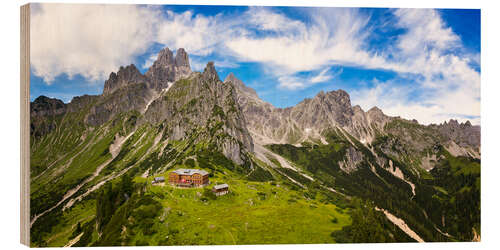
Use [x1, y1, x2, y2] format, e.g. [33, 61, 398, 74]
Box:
[29, 47, 481, 246]
[145, 47, 193, 91]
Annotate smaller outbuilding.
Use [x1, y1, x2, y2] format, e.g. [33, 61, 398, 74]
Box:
[212, 183, 229, 196]
[152, 176, 165, 184]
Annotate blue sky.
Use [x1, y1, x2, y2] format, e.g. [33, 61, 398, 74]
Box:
[30, 4, 480, 125]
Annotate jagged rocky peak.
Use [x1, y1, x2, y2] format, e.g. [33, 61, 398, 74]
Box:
[438, 119, 480, 148]
[352, 105, 364, 113]
[443, 119, 474, 128]
[440, 119, 478, 131]
[202, 61, 220, 82]
[312, 90, 352, 110]
[157, 47, 175, 65]
[224, 72, 258, 97]
[224, 72, 240, 86]
[145, 47, 175, 90]
[175, 48, 192, 81]
[368, 106, 383, 114]
[143, 60, 253, 165]
[365, 106, 390, 128]
[300, 89, 354, 127]
[174, 48, 192, 80]
[175, 48, 189, 67]
[146, 47, 192, 90]
[102, 64, 147, 96]
[367, 106, 386, 119]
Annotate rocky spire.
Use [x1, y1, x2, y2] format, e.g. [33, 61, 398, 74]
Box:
[156, 47, 175, 66]
[437, 119, 480, 148]
[145, 47, 192, 90]
[202, 62, 219, 82]
[145, 48, 175, 90]
[174, 48, 192, 80]
[175, 48, 189, 68]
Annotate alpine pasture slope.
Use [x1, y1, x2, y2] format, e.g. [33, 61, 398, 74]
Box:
[29, 47, 480, 246]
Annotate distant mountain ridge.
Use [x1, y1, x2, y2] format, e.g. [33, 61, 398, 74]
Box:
[31, 46, 481, 177]
[32, 47, 480, 155]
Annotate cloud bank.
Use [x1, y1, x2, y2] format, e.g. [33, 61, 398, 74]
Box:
[31, 4, 162, 83]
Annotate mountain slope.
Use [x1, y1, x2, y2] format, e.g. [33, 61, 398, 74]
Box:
[227, 73, 480, 242]
[29, 47, 480, 246]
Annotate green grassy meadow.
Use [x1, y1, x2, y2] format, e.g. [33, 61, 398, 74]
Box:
[131, 172, 350, 245]
[41, 167, 350, 246]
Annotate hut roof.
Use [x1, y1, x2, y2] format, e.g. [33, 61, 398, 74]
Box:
[172, 168, 209, 176]
[213, 183, 229, 190]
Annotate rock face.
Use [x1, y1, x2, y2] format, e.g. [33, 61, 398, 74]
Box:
[174, 48, 192, 80]
[89, 47, 193, 126]
[102, 64, 148, 96]
[202, 62, 220, 82]
[145, 47, 192, 91]
[228, 73, 389, 145]
[339, 146, 364, 173]
[143, 62, 253, 164]
[436, 119, 481, 148]
[86, 82, 155, 126]
[290, 90, 354, 129]
[225, 72, 481, 163]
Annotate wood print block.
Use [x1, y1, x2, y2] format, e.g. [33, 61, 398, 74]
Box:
[20, 3, 481, 247]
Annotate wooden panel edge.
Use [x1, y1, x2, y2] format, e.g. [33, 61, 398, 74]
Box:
[20, 3, 30, 247]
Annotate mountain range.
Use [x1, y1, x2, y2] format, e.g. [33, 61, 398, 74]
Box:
[29, 47, 481, 246]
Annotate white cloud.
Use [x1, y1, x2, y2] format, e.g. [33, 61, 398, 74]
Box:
[348, 9, 480, 125]
[31, 3, 162, 83]
[155, 10, 242, 57]
[394, 9, 460, 56]
[246, 7, 306, 34]
[225, 8, 386, 75]
[351, 76, 480, 125]
[141, 54, 157, 69]
[277, 75, 308, 90]
[310, 67, 334, 84]
[30, 6, 389, 83]
[278, 67, 342, 90]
